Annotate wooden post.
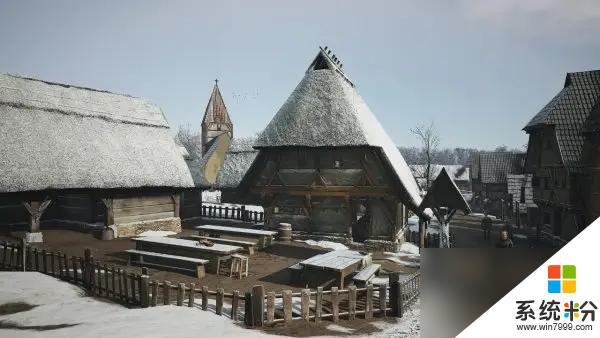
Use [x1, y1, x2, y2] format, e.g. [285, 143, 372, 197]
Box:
[266, 292, 275, 324]
[172, 194, 181, 218]
[163, 281, 171, 305]
[110, 267, 116, 298]
[50, 251, 55, 276]
[20, 238, 26, 272]
[122, 271, 129, 302]
[283, 290, 293, 324]
[2, 241, 7, 269]
[201, 286, 208, 310]
[389, 273, 401, 317]
[315, 287, 323, 323]
[140, 275, 149, 308]
[151, 281, 158, 306]
[130, 274, 136, 302]
[379, 284, 387, 317]
[96, 264, 102, 296]
[301, 289, 310, 322]
[365, 284, 373, 319]
[251, 285, 264, 327]
[9, 243, 15, 269]
[101, 198, 114, 226]
[71, 256, 78, 283]
[117, 268, 123, 300]
[58, 252, 64, 278]
[419, 219, 425, 250]
[83, 248, 92, 289]
[331, 287, 339, 323]
[348, 285, 357, 320]
[231, 290, 240, 320]
[188, 283, 195, 308]
[23, 199, 52, 233]
[244, 292, 253, 327]
[216, 288, 224, 315]
[104, 264, 109, 297]
[177, 283, 185, 306]
[41, 249, 48, 274]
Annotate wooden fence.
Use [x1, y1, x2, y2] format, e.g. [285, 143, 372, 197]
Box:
[0, 240, 420, 327]
[201, 205, 264, 224]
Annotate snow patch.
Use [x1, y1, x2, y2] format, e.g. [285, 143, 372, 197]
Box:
[295, 239, 348, 250]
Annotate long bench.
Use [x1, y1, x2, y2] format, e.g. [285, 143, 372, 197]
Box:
[126, 249, 209, 279]
[188, 235, 257, 255]
[352, 263, 381, 287]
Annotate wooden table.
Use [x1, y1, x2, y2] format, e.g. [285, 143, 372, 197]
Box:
[132, 237, 242, 273]
[195, 225, 278, 249]
[299, 250, 369, 288]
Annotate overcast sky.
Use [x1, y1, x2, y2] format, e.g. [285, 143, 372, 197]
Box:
[1, 1, 599, 149]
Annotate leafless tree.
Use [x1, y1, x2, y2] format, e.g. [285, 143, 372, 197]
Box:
[175, 124, 202, 160]
[410, 122, 440, 190]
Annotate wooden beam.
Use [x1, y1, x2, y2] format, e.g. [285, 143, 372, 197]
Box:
[171, 194, 181, 218]
[22, 198, 52, 233]
[251, 185, 392, 197]
[101, 198, 114, 226]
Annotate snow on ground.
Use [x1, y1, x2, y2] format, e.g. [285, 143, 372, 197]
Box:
[0, 272, 420, 337]
[382, 242, 420, 268]
[137, 231, 176, 237]
[469, 213, 497, 220]
[294, 240, 348, 251]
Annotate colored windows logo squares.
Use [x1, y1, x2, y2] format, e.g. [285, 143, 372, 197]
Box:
[547, 265, 576, 293]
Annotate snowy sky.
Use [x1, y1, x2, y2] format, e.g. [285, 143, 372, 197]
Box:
[1, 0, 599, 149]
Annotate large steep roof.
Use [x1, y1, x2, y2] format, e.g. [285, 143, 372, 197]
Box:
[202, 82, 232, 126]
[0, 73, 194, 193]
[254, 48, 423, 208]
[524, 70, 600, 172]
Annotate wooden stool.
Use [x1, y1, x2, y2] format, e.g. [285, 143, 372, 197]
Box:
[229, 254, 249, 279]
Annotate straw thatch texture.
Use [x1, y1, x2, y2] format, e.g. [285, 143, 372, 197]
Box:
[0, 73, 194, 193]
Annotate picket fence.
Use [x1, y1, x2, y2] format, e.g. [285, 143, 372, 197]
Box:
[201, 205, 264, 224]
[0, 240, 420, 327]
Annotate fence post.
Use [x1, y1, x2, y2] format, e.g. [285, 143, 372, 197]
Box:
[251, 285, 264, 327]
[2, 241, 7, 269]
[83, 248, 91, 289]
[140, 274, 150, 308]
[283, 289, 292, 324]
[216, 288, 224, 315]
[21, 238, 26, 272]
[389, 272, 401, 317]
[188, 283, 195, 308]
[41, 249, 48, 274]
[301, 288, 310, 322]
[71, 256, 78, 283]
[365, 284, 373, 319]
[177, 283, 185, 306]
[331, 286, 339, 323]
[201, 286, 208, 310]
[315, 287, 323, 323]
[348, 285, 357, 320]
[244, 292, 253, 327]
[151, 281, 158, 306]
[58, 252, 64, 278]
[231, 290, 240, 320]
[266, 292, 275, 325]
[163, 281, 171, 305]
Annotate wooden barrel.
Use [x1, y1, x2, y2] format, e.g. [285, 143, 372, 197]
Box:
[278, 223, 292, 242]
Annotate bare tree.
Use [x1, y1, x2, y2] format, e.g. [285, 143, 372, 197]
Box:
[410, 122, 440, 190]
[175, 124, 202, 160]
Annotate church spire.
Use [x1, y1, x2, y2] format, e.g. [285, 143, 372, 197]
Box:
[201, 80, 233, 155]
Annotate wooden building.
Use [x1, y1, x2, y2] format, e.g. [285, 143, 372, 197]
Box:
[0, 74, 195, 240]
[470, 151, 525, 217]
[523, 70, 600, 242]
[236, 48, 424, 250]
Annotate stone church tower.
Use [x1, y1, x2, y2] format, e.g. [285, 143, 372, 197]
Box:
[201, 80, 233, 155]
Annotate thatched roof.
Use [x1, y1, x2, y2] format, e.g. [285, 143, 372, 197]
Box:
[254, 48, 422, 208]
[0, 73, 195, 193]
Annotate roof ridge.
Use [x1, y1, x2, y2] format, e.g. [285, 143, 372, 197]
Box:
[2, 72, 140, 99]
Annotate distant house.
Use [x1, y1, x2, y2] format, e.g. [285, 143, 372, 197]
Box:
[523, 70, 600, 242]
[0, 74, 194, 240]
[409, 164, 471, 192]
[470, 151, 526, 217]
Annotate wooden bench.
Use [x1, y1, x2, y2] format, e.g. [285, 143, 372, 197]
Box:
[188, 235, 257, 255]
[352, 263, 381, 287]
[125, 249, 209, 279]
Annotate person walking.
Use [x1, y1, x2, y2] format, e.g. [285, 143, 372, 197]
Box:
[481, 213, 492, 240]
[496, 229, 514, 248]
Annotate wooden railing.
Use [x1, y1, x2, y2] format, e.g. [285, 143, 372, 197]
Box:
[201, 205, 264, 224]
[0, 240, 420, 327]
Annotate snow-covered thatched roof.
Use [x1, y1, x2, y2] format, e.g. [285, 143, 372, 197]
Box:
[254, 48, 422, 208]
[0, 73, 195, 193]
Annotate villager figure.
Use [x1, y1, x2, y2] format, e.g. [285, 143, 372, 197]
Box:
[496, 229, 514, 248]
[481, 213, 492, 240]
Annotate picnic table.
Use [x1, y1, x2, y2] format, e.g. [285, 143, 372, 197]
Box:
[195, 225, 278, 249]
[299, 250, 370, 288]
[132, 236, 242, 273]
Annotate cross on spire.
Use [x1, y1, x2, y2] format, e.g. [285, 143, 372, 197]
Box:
[215, 78, 218, 85]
